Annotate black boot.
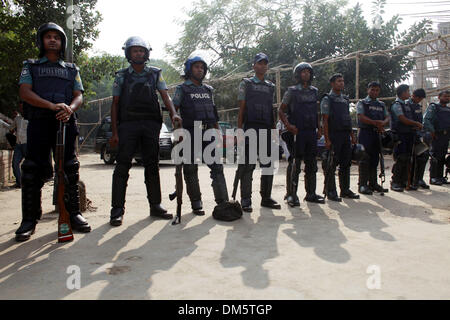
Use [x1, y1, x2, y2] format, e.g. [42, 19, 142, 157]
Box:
[368, 167, 388, 193]
[260, 175, 281, 209]
[284, 160, 293, 200]
[339, 168, 360, 199]
[304, 172, 325, 204]
[211, 164, 230, 205]
[65, 160, 91, 233]
[413, 153, 429, 189]
[240, 164, 254, 212]
[110, 207, 124, 226]
[111, 162, 130, 224]
[145, 167, 173, 220]
[183, 164, 204, 215]
[287, 159, 300, 207]
[358, 163, 373, 195]
[391, 154, 408, 192]
[15, 160, 43, 242]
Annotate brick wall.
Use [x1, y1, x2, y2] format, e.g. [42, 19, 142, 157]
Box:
[0, 150, 14, 188]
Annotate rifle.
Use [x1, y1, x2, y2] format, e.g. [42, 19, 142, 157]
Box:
[56, 121, 74, 243]
[406, 135, 417, 190]
[378, 132, 386, 196]
[171, 122, 183, 226]
[232, 164, 243, 201]
[323, 146, 335, 199]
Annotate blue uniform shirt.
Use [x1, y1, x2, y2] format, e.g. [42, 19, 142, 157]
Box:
[113, 65, 168, 97]
[390, 98, 408, 124]
[19, 56, 84, 92]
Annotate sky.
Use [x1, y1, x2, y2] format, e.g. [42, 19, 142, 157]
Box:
[89, 0, 450, 61]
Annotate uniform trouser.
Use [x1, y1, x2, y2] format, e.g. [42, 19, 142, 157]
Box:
[112, 119, 162, 209]
[358, 128, 380, 186]
[429, 131, 450, 179]
[182, 126, 229, 205]
[12, 143, 27, 186]
[323, 131, 352, 193]
[239, 126, 275, 201]
[288, 130, 318, 198]
[22, 118, 79, 222]
[392, 132, 414, 185]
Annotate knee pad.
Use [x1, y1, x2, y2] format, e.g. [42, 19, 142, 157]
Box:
[21, 160, 43, 186]
[64, 159, 80, 184]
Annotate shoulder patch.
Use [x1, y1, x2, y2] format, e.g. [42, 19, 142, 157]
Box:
[25, 59, 39, 65]
[204, 84, 214, 92]
[265, 80, 275, 87]
[149, 66, 162, 73]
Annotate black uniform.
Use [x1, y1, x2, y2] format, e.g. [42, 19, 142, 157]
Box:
[175, 80, 229, 212]
[357, 96, 388, 193]
[424, 102, 450, 184]
[284, 85, 324, 205]
[238, 77, 280, 211]
[16, 58, 91, 241]
[390, 98, 416, 190]
[110, 66, 170, 222]
[321, 92, 359, 200]
[408, 98, 429, 188]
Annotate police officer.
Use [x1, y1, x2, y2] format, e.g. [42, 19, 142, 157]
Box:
[320, 74, 359, 202]
[236, 53, 281, 212]
[109, 37, 181, 226]
[357, 82, 390, 195]
[278, 62, 325, 207]
[172, 55, 229, 213]
[16, 22, 91, 241]
[390, 84, 423, 192]
[423, 90, 450, 185]
[408, 88, 429, 189]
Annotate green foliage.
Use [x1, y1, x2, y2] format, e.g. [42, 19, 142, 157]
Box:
[167, 0, 432, 107]
[0, 0, 102, 116]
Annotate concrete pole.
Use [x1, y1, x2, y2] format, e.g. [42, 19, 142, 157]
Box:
[65, 0, 74, 63]
[355, 54, 360, 101]
[276, 70, 281, 121]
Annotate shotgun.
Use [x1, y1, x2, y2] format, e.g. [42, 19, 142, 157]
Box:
[56, 121, 74, 243]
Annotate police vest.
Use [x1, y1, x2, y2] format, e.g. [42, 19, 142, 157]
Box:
[179, 84, 217, 128]
[390, 100, 414, 133]
[358, 99, 386, 129]
[408, 101, 423, 123]
[244, 78, 274, 128]
[23, 59, 77, 120]
[288, 86, 318, 131]
[433, 103, 450, 132]
[118, 67, 162, 123]
[324, 94, 352, 132]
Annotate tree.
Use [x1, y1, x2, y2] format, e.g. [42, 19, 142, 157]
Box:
[167, 0, 432, 100]
[0, 0, 102, 116]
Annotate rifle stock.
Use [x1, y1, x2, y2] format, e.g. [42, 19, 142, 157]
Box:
[171, 122, 183, 225]
[323, 147, 334, 199]
[57, 121, 74, 243]
[378, 133, 386, 195]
